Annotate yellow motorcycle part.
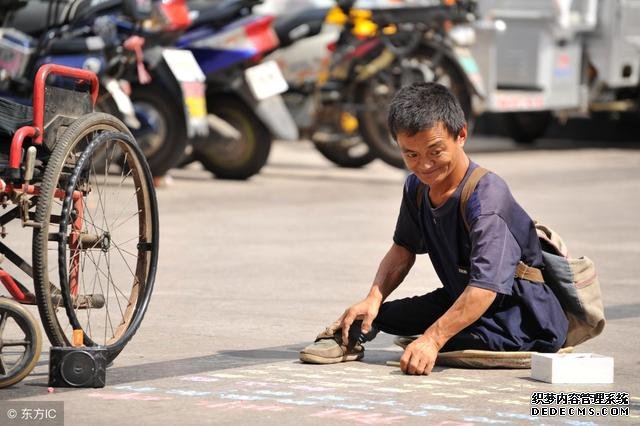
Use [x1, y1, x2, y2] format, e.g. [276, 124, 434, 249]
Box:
[325, 6, 347, 25]
[341, 112, 359, 133]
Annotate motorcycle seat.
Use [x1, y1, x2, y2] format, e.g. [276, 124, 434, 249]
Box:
[0, 97, 33, 139]
[6, 0, 121, 37]
[47, 36, 106, 55]
[273, 7, 329, 48]
[370, 6, 464, 26]
[188, 0, 260, 29]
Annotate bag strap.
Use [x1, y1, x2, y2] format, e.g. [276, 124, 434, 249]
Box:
[415, 166, 544, 283]
[459, 167, 489, 232]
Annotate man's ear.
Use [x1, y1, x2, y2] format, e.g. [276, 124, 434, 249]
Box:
[457, 124, 468, 147]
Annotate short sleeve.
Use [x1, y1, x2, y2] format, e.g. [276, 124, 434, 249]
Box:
[468, 213, 521, 295]
[393, 176, 427, 254]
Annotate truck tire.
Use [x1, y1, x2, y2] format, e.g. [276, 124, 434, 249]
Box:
[504, 111, 552, 145]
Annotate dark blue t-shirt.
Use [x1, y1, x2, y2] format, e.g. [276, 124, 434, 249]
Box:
[393, 161, 568, 351]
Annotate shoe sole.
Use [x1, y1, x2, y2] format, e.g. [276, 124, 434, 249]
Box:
[299, 351, 364, 364]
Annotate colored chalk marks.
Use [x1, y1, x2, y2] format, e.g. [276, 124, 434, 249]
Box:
[93, 358, 636, 425]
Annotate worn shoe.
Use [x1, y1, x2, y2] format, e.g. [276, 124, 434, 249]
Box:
[299, 327, 364, 364]
[393, 335, 419, 350]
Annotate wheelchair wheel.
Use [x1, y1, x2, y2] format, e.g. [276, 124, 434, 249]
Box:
[33, 113, 158, 359]
[0, 298, 42, 388]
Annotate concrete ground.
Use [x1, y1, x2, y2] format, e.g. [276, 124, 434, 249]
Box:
[2, 134, 640, 425]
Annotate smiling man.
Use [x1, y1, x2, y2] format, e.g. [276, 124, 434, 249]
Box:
[299, 82, 568, 375]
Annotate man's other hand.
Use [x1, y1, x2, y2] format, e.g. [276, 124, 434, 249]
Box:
[338, 296, 381, 344]
[400, 336, 439, 375]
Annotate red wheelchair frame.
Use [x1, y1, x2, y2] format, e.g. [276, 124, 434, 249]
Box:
[0, 63, 158, 388]
[1, 64, 99, 305]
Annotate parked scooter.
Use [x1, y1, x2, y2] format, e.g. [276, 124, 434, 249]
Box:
[322, 0, 478, 169]
[267, 1, 376, 168]
[175, 0, 297, 180]
[1, 0, 207, 177]
[267, 0, 476, 170]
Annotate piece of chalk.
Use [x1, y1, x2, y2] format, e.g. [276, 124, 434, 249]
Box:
[386, 360, 401, 367]
[47, 387, 54, 393]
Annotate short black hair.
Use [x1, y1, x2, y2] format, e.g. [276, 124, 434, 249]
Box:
[387, 82, 466, 140]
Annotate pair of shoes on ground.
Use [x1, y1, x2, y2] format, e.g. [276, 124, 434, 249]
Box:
[299, 326, 365, 364]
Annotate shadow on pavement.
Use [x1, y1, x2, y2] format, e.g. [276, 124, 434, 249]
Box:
[5, 342, 406, 400]
[604, 303, 640, 320]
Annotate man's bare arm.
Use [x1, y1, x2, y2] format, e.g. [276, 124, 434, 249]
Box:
[367, 243, 416, 305]
[340, 243, 416, 342]
[424, 285, 496, 348]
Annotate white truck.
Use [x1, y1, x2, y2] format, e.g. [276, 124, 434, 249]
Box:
[463, 0, 640, 142]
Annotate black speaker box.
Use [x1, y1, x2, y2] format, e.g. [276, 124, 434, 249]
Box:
[49, 346, 108, 388]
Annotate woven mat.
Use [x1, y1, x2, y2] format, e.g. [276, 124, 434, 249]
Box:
[391, 336, 574, 369]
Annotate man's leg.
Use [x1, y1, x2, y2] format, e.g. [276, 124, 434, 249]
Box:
[371, 289, 451, 337]
[300, 288, 488, 364]
[368, 288, 492, 351]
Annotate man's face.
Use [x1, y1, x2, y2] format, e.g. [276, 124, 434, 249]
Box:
[397, 122, 467, 187]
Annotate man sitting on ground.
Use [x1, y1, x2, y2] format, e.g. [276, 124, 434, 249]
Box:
[300, 82, 568, 375]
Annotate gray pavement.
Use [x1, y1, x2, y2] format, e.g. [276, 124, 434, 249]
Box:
[2, 135, 640, 425]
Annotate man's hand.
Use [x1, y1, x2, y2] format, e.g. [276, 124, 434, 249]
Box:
[399, 286, 496, 375]
[337, 296, 381, 344]
[399, 336, 440, 375]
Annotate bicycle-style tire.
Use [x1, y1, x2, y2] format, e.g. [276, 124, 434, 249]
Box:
[0, 298, 42, 388]
[33, 113, 158, 360]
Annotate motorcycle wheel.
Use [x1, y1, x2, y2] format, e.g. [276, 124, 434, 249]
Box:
[195, 95, 271, 180]
[356, 46, 473, 169]
[313, 138, 375, 168]
[503, 111, 552, 144]
[130, 85, 188, 176]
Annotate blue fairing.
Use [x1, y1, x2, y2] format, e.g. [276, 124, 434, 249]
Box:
[190, 49, 254, 75]
[176, 16, 261, 77]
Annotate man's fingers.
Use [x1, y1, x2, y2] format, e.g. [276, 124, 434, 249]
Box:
[361, 312, 375, 334]
[399, 349, 411, 373]
[408, 353, 424, 375]
[417, 358, 429, 375]
[400, 349, 416, 374]
[340, 313, 356, 344]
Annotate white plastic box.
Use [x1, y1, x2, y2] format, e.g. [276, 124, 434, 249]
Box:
[531, 353, 614, 384]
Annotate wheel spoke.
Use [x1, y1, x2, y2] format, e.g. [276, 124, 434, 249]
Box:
[3, 339, 30, 347]
[80, 239, 93, 338]
[112, 242, 141, 289]
[114, 233, 143, 247]
[0, 311, 8, 335]
[111, 244, 139, 259]
[109, 187, 140, 231]
[110, 153, 132, 219]
[105, 250, 115, 342]
[84, 250, 131, 300]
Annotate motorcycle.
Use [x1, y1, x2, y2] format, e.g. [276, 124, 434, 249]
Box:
[1, 0, 208, 177]
[267, 1, 377, 168]
[321, 0, 478, 170]
[175, 0, 298, 180]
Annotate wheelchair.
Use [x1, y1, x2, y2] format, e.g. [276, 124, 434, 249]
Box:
[0, 64, 158, 388]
